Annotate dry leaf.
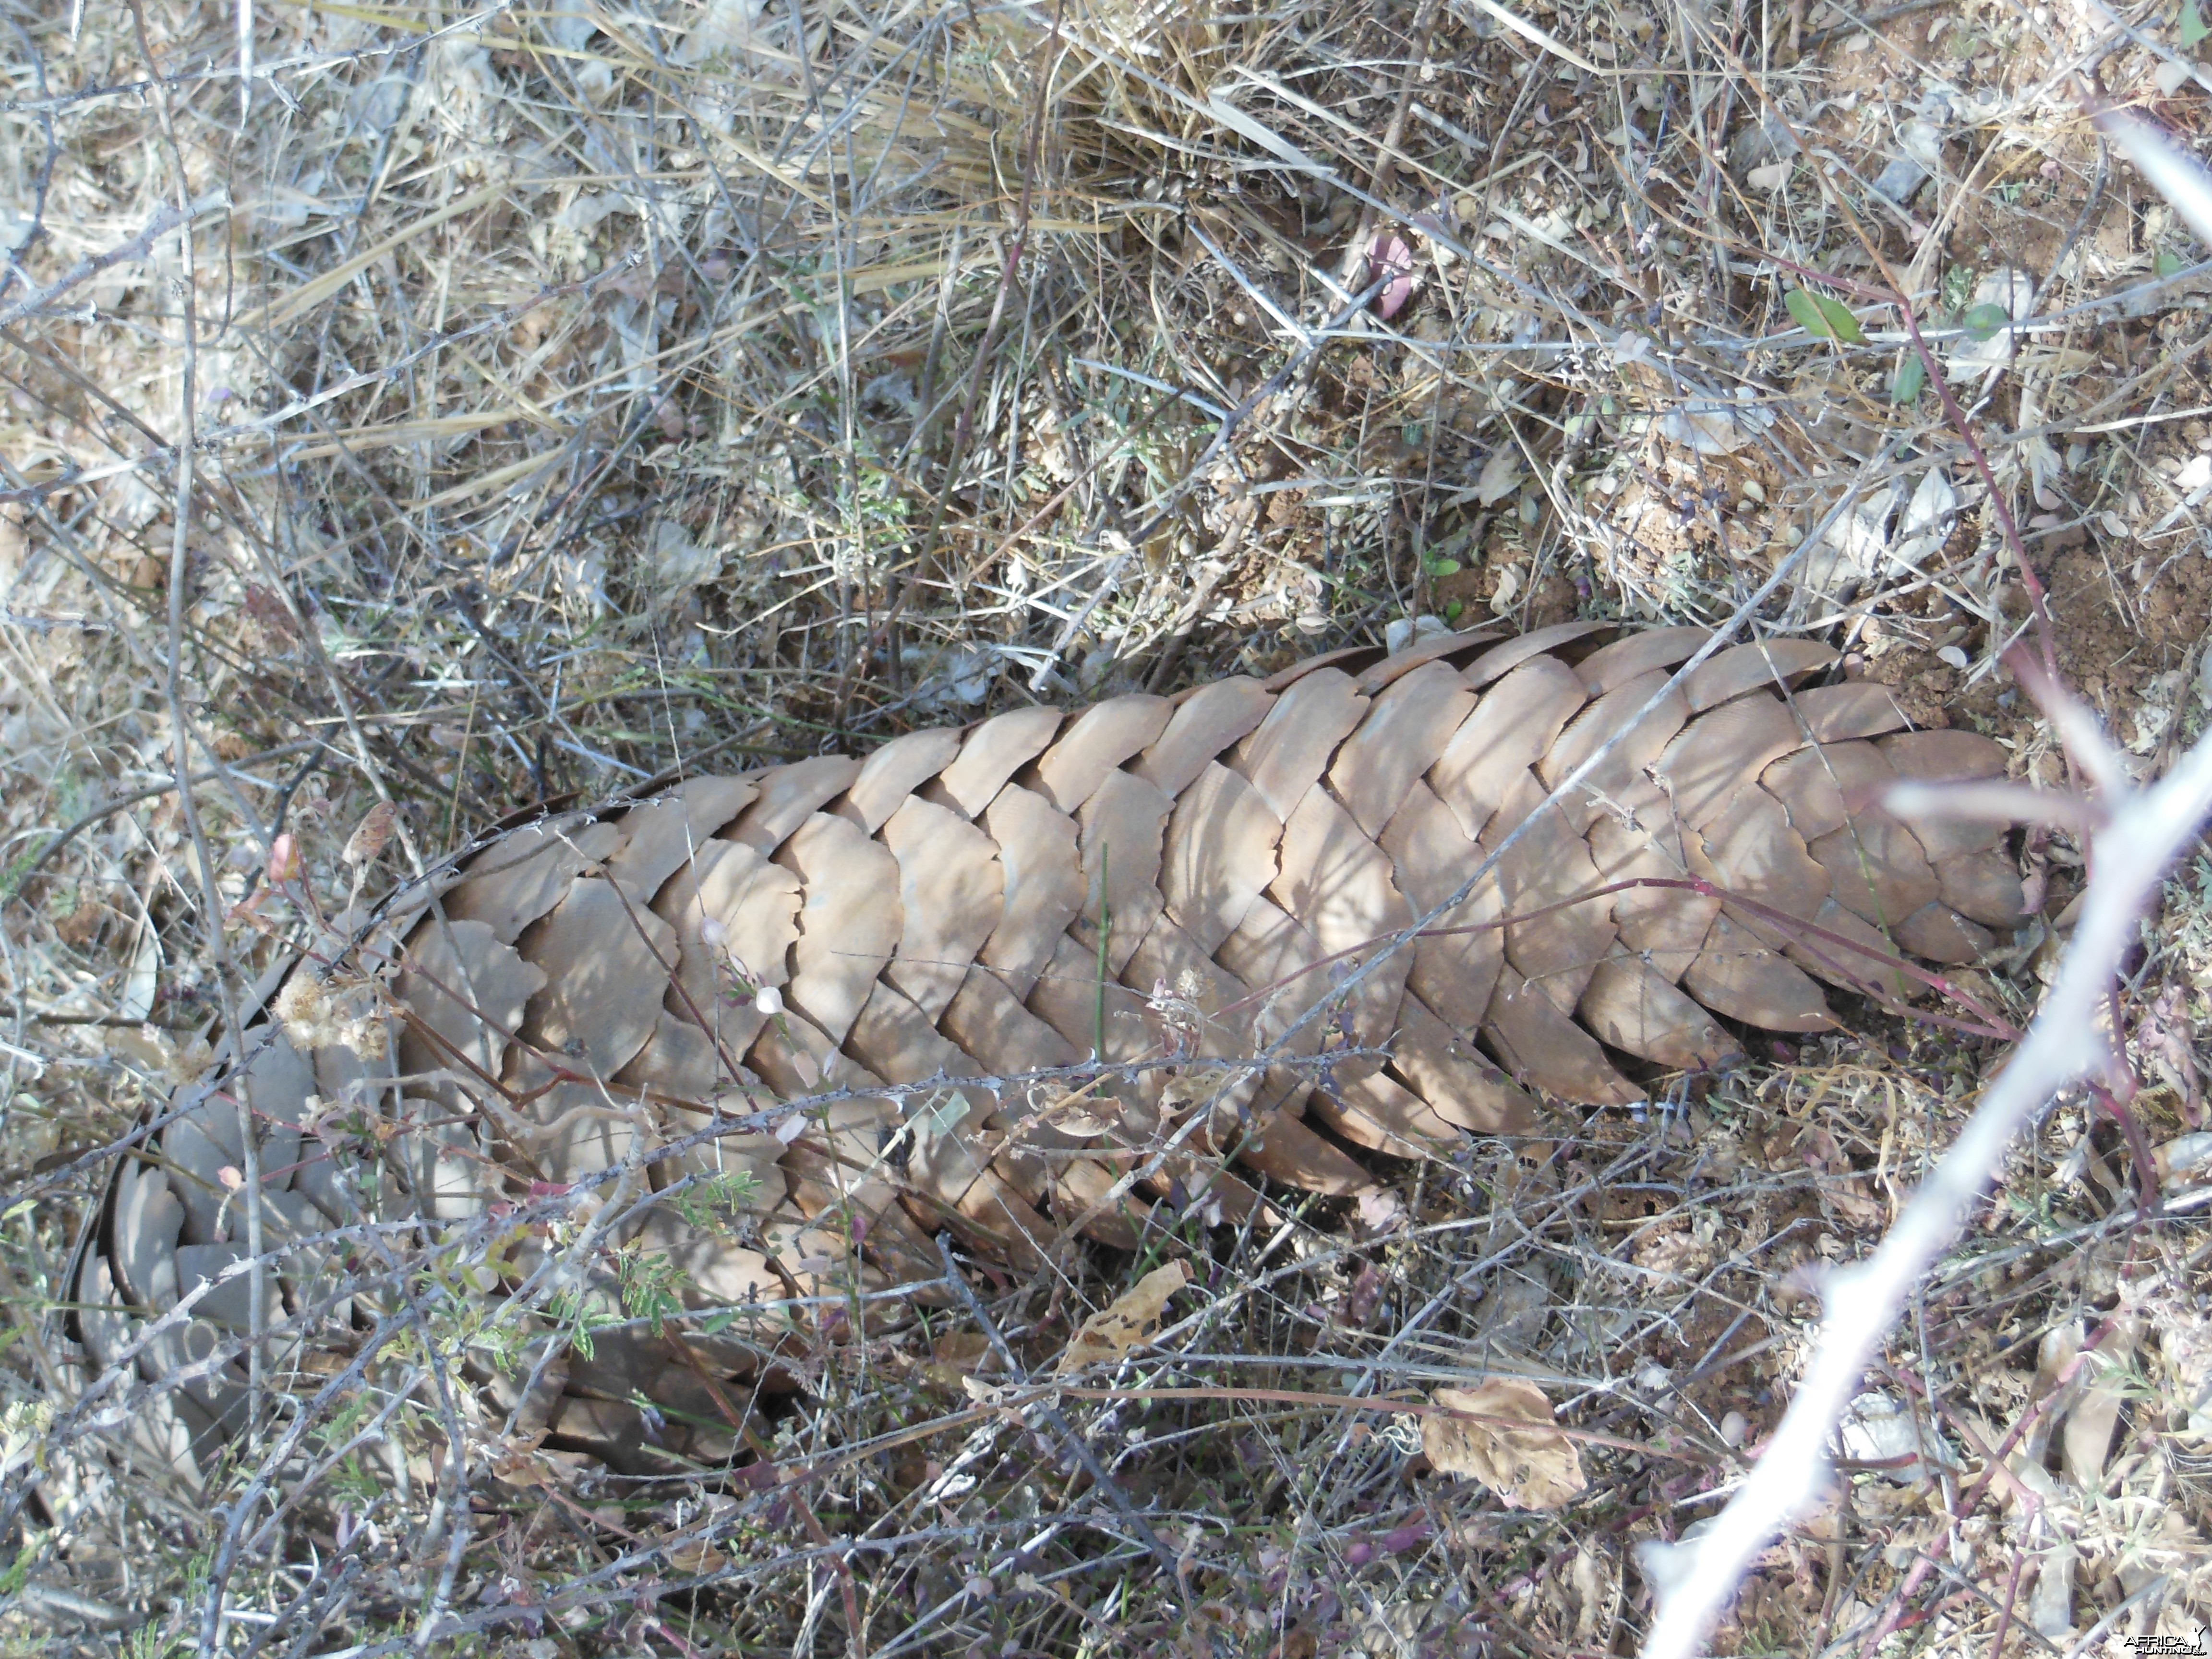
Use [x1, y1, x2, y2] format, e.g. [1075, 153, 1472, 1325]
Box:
[1034, 1084, 1119, 1139]
[2060, 1317, 2140, 1489]
[1056, 1261, 1188, 1374]
[666, 1538, 729, 1574]
[267, 832, 304, 885]
[1364, 232, 1416, 319]
[1475, 445, 1522, 505]
[925, 1331, 994, 1389]
[341, 801, 397, 868]
[1488, 562, 1524, 614]
[486, 1430, 558, 1490]
[1423, 1379, 1587, 1509]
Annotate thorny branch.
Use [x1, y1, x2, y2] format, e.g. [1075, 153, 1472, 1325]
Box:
[1635, 105, 2212, 1659]
[1639, 692, 2212, 1659]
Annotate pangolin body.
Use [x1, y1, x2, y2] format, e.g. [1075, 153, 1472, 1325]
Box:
[69, 621, 2024, 1478]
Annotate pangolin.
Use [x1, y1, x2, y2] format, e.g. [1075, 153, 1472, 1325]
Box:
[67, 621, 2023, 1479]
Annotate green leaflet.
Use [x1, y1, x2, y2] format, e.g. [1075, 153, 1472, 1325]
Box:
[1893, 351, 1927, 405]
[1961, 301, 2012, 341]
[1786, 287, 1866, 344]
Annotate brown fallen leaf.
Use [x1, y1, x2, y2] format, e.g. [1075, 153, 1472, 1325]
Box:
[485, 1430, 559, 1491]
[666, 1538, 729, 1574]
[1056, 1260, 1188, 1374]
[342, 800, 398, 868]
[1423, 1379, 1587, 1510]
[924, 1331, 995, 1391]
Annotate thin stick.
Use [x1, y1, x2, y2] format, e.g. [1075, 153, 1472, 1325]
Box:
[1638, 715, 2212, 1659]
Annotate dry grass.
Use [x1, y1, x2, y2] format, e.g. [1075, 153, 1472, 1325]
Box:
[7, 0, 2212, 1652]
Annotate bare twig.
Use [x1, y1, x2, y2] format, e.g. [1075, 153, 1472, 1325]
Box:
[1637, 710, 2212, 1659]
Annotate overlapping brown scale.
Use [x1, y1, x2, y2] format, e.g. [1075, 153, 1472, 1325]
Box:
[1760, 741, 1895, 842]
[1808, 815, 1941, 929]
[937, 705, 1062, 817]
[934, 972, 1149, 1249]
[843, 980, 1054, 1267]
[1578, 954, 1739, 1070]
[1881, 731, 2012, 860]
[1461, 619, 1608, 688]
[441, 818, 624, 942]
[106, 1146, 175, 1284]
[1786, 896, 1915, 1000]
[1690, 787, 1831, 950]
[72, 1253, 214, 1490]
[729, 757, 862, 853]
[163, 1038, 314, 1242]
[1328, 660, 1477, 839]
[398, 918, 545, 1088]
[1161, 762, 1281, 955]
[1230, 1106, 1375, 1196]
[1133, 676, 1273, 798]
[615, 1006, 726, 1101]
[1070, 769, 1174, 977]
[505, 1062, 647, 1186]
[778, 814, 903, 1048]
[1573, 625, 1710, 695]
[1431, 655, 1589, 844]
[1894, 902, 1996, 964]
[1267, 790, 1416, 1045]
[975, 784, 1082, 1000]
[653, 837, 799, 1053]
[1232, 668, 1369, 820]
[1682, 911, 1836, 1032]
[1483, 963, 1644, 1106]
[842, 728, 963, 833]
[517, 878, 675, 1077]
[1795, 682, 1911, 743]
[92, 625, 2039, 1488]
[1485, 770, 1616, 1014]
[1656, 696, 1807, 830]
[1377, 779, 1509, 1039]
[1584, 779, 1715, 982]
[880, 796, 1004, 1019]
[1384, 992, 1536, 1134]
[1025, 932, 1157, 1071]
[1034, 695, 1173, 813]
[1355, 623, 1504, 692]
[1540, 668, 1689, 832]
[1306, 1062, 1464, 1158]
[744, 1014, 921, 1269]
[1681, 638, 1838, 710]
[1934, 848, 2029, 926]
[605, 777, 760, 893]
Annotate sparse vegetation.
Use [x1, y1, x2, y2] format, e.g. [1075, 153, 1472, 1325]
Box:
[7, 0, 2212, 1654]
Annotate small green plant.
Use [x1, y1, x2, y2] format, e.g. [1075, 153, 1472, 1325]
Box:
[673, 1167, 763, 1232]
[1960, 301, 2013, 341]
[547, 1286, 622, 1361]
[1785, 287, 1865, 344]
[0, 846, 42, 908]
[617, 1247, 688, 1337]
[1892, 351, 1927, 405]
[2183, 0, 2209, 50]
